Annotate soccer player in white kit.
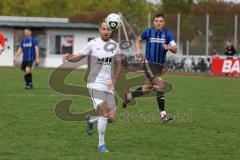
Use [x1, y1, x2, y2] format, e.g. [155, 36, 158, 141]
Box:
[63, 20, 122, 153]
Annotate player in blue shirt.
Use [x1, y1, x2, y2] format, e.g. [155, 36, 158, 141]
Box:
[123, 13, 177, 122]
[14, 27, 39, 89]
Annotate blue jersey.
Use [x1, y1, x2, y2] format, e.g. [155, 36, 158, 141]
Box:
[20, 38, 38, 61]
[140, 27, 175, 64]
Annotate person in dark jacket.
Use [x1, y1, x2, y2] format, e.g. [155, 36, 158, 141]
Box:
[224, 41, 236, 57]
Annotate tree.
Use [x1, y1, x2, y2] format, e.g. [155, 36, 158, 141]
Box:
[1, 0, 29, 16]
[161, 0, 194, 14]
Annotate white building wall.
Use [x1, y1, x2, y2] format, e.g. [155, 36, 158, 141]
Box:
[74, 30, 99, 53]
[0, 28, 14, 66]
[0, 28, 98, 68]
[45, 29, 98, 68]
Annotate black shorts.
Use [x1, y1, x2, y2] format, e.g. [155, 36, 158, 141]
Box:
[143, 61, 167, 80]
[21, 61, 33, 71]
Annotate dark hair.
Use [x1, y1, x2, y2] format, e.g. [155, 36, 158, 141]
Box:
[99, 18, 106, 28]
[154, 13, 165, 19]
[24, 27, 32, 31]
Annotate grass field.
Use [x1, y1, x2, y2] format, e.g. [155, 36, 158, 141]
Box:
[0, 67, 240, 160]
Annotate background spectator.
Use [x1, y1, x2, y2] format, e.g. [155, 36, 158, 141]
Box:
[224, 41, 236, 57]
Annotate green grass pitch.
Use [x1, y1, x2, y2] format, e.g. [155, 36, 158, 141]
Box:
[0, 67, 240, 160]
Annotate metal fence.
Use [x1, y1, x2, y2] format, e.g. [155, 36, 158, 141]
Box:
[163, 13, 239, 56]
[122, 13, 240, 56]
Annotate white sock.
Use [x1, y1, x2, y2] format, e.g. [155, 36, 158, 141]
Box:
[89, 116, 99, 123]
[160, 111, 166, 118]
[98, 116, 108, 147]
[127, 93, 132, 100]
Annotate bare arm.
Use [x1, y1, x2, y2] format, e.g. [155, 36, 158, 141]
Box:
[135, 36, 142, 56]
[63, 53, 86, 63]
[15, 47, 22, 57]
[169, 44, 177, 53]
[108, 55, 122, 90]
[13, 47, 22, 64]
[163, 44, 177, 54]
[35, 46, 39, 64]
[113, 56, 122, 82]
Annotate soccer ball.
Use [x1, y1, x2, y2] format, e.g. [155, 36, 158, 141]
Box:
[105, 13, 122, 30]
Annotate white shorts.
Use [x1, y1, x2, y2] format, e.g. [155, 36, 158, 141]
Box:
[88, 88, 116, 110]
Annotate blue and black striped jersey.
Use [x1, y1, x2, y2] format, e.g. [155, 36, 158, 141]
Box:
[140, 27, 175, 64]
[20, 38, 38, 62]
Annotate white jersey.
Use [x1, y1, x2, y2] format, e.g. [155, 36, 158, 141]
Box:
[81, 37, 120, 92]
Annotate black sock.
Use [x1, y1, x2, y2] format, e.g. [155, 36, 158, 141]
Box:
[132, 87, 144, 98]
[156, 91, 165, 112]
[25, 73, 32, 85]
[29, 73, 32, 84]
[24, 74, 28, 85]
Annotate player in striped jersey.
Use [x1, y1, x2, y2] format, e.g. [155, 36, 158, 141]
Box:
[14, 27, 39, 89]
[123, 13, 177, 122]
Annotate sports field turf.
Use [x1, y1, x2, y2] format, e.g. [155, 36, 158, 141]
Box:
[0, 67, 239, 160]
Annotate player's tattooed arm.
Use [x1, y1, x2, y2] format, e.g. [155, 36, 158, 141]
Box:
[135, 36, 144, 63]
[135, 36, 143, 57]
[113, 55, 122, 84]
[108, 55, 122, 90]
[63, 53, 86, 63]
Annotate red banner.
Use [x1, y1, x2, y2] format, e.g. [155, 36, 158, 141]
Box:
[211, 58, 240, 74]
